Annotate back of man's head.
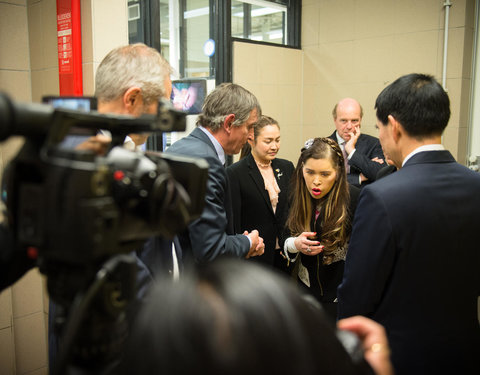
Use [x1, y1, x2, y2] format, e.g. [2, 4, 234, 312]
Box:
[122, 258, 361, 375]
[375, 73, 450, 138]
[197, 83, 261, 132]
[95, 43, 171, 105]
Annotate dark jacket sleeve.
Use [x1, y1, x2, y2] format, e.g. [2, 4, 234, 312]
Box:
[166, 130, 250, 263]
[226, 162, 243, 235]
[188, 154, 250, 262]
[348, 135, 385, 184]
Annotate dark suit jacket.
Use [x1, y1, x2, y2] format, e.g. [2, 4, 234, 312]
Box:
[135, 236, 182, 297]
[375, 164, 396, 180]
[338, 151, 480, 375]
[165, 127, 250, 263]
[227, 154, 294, 271]
[329, 131, 384, 187]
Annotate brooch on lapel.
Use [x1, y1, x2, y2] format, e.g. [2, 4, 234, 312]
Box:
[276, 168, 283, 179]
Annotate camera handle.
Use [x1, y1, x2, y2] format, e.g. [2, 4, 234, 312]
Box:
[52, 254, 137, 375]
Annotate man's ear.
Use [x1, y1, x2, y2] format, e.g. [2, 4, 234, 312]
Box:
[223, 114, 235, 134]
[388, 115, 402, 143]
[123, 87, 142, 114]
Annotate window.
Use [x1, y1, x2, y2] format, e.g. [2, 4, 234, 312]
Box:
[127, 0, 300, 152]
[128, 0, 301, 81]
[182, 0, 211, 78]
[231, 0, 287, 45]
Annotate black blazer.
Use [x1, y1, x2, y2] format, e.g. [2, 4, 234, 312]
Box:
[329, 131, 384, 187]
[338, 151, 480, 374]
[227, 154, 294, 270]
[166, 127, 250, 264]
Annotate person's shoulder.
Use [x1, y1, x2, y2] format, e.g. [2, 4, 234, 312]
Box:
[361, 167, 410, 202]
[228, 155, 250, 170]
[226, 158, 250, 180]
[452, 161, 480, 183]
[327, 131, 337, 141]
[167, 133, 217, 160]
[359, 133, 380, 143]
[274, 157, 295, 170]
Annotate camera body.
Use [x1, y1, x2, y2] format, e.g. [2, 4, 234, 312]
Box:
[1, 93, 207, 264]
[0, 93, 208, 373]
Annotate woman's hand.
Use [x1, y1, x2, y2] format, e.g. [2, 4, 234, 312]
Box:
[294, 232, 324, 255]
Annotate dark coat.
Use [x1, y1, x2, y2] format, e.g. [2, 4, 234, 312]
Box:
[338, 151, 480, 375]
[329, 131, 384, 187]
[165, 127, 250, 264]
[227, 154, 294, 272]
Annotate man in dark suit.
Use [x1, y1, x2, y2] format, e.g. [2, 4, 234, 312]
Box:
[166, 83, 265, 264]
[337, 73, 480, 374]
[329, 98, 385, 187]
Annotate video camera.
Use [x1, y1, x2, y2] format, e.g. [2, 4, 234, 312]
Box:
[0, 93, 208, 374]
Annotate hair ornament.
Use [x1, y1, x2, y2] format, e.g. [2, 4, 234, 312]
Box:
[304, 138, 314, 149]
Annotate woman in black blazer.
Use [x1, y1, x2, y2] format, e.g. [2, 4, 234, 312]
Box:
[227, 116, 294, 274]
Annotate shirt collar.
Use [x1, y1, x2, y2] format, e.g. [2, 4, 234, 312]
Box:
[402, 144, 445, 167]
[335, 131, 345, 145]
[199, 126, 226, 165]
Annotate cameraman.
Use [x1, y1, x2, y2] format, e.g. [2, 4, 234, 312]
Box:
[77, 43, 178, 284]
[48, 43, 178, 373]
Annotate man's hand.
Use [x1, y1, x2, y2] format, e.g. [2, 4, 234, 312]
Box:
[345, 125, 361, 155]
[337, 316, 394, 375]
[360, 173, 368, 183]
[371, 157, 385, 164]
[75, 134, 112, 155]
[244, 230, 265, 258]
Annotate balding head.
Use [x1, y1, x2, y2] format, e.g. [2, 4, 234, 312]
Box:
[332, 98, 363, 141]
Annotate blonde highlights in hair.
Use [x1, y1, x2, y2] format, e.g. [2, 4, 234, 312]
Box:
[286, 138, 350, 256]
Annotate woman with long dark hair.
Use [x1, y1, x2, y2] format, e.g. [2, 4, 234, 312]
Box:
[284, 137, 359, 319]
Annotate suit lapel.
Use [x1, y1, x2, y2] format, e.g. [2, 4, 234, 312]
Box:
[191, 127, 236, 232]
[273, 159, 288, 219]
[247, 155, 275, 216]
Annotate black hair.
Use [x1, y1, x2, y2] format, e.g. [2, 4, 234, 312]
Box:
[375, 73, 450, 138]
[122, 259, 363, 375]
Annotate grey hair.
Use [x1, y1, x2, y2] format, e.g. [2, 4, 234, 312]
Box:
[95, 43, 172, 105]
[197, 83, 261, 132]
